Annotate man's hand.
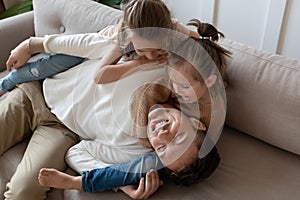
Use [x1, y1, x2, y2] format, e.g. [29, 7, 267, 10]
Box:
[119, 170, 163, 199]
[6, 39, 32, 71]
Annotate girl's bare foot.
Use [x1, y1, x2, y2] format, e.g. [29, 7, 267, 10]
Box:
[38, 168, 82, 191]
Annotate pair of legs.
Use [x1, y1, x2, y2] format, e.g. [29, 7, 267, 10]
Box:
[0, 54, 84, 96]
[0, 81, 79, 200]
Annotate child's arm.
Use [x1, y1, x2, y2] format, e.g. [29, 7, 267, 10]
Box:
[172, 18, 201, 38]
[81, 153, 165, 192]
[189, 29, 201, 38]
[93, 43, 123, 84]
[94, 50, 167, 84]
[94, 58, 143, 84]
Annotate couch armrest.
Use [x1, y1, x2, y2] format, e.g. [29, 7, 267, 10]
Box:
[0, 11, 34, 71]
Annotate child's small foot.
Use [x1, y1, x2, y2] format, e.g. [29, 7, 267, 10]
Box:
[38, 168, 81, 190]
[0, 90, 7, 97]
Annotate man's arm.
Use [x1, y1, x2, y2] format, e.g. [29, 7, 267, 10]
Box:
[6, 39, 32, 71]
[41, 33, 115, 59]
[6, 33, 116, 71]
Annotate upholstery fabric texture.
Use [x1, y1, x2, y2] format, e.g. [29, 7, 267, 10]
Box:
[220, 39, 300, 155]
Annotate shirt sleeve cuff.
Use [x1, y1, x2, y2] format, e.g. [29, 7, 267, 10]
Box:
[29, 37, 45, 54]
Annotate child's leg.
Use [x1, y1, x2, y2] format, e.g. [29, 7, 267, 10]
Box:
[38, 168, 82, 191]
[0, 54, 84, 91]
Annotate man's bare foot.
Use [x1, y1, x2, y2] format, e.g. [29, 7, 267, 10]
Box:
[38, 168, 82, 191]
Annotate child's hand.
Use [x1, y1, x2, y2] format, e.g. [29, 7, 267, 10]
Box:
[119, 169, 162, 199]
[138, 63, 166, 71]
[137, 52, 169, 71]
[6, 39, 32, 72]
[138, 52, 169, 65]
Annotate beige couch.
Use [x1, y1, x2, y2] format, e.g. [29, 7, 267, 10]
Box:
[1, 0, 300, 199]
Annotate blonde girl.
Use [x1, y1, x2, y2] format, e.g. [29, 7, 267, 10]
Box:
[93, 0, 200, 84]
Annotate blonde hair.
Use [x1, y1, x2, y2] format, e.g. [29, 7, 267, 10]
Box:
[118, 0, 174, 50]
[122, 0, 173, 29]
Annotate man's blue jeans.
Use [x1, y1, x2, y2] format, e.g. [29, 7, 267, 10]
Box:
[0, 54, 84, 91]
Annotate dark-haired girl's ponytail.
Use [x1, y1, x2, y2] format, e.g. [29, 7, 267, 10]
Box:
[187, 19, 224, 42]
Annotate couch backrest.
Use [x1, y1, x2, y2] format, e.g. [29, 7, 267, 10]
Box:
[33, 0, 122, 36]
[220, 38, 300, 155]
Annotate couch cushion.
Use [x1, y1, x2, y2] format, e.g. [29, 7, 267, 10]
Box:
[211, 126, 300, 200]
[33, 0, 122, 36]
[220, 38, 300, 155]
[0, 140, 28, 197]
[0, 11, 34, 70]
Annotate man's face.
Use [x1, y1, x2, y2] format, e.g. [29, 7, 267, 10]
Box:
[147, 107, 199, 172]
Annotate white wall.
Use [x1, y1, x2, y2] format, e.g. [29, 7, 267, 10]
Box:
[166, 0, 300, 61]
[279, 0, 300, 59]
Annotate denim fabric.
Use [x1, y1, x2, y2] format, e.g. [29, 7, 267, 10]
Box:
[82, 153, 166, 192]
[0, 54, 84, 91]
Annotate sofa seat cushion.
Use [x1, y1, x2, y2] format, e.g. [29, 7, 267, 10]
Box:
[212, 126, 300, 200]
[0, 140, 28, 196]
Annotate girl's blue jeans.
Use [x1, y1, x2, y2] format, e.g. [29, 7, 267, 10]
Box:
[0, 54, 84, 91]
[82, 153, 165, 192]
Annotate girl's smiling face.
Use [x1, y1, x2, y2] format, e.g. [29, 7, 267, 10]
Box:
[167, 63, 206, 104]
[131, 35, 168, 60]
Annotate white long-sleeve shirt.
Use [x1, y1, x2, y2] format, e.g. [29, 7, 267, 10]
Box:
[42, 32, 114, 59]
[41, 32, 167, 164]
[40, 21, 191, 165]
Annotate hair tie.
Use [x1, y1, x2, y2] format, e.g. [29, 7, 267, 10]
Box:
[199, 36, 212, 40]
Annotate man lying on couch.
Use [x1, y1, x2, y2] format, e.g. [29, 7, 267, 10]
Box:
[0, 79, 220, 199]
[0, 38, 221, 200]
